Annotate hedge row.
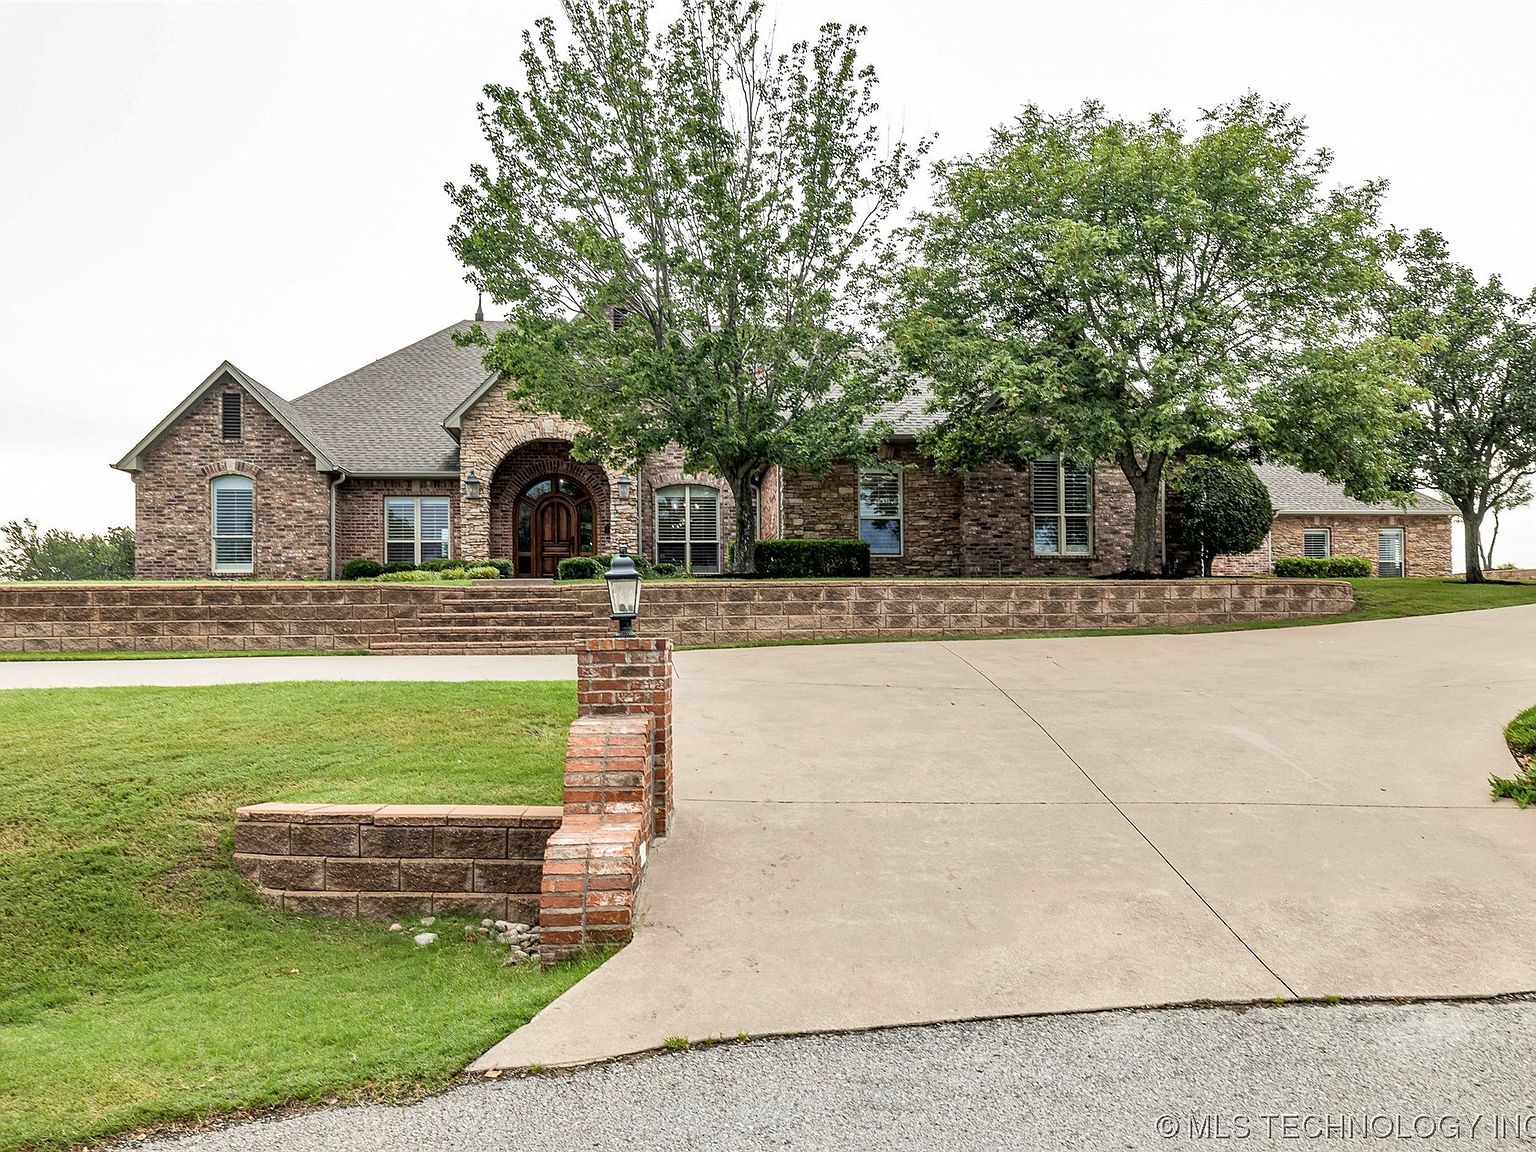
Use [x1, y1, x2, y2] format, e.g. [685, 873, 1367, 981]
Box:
[753, 539, 871, 578]
[1272, 555, 1373, 578]
[339, 557, 512, 581]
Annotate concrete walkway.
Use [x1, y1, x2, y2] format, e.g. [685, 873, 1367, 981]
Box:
[0, 653, 574, 689]
[476, 606, 1536, 1069]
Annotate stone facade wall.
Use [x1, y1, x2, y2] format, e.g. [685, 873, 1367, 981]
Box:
[234, 803, 562, 922]
[131, 374, 331, 579]
[456, 387, 596, 558]
[1211, 514, 1454, 577]
[780, 451, 1152, 577]
[486, 441, 613, 562]
[335, 477, 460, 567]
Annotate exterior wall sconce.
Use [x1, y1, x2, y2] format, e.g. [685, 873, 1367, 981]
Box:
[464, 471, 483, 501]
[605, 547, 642, 636]
[616, 474, 633, 501]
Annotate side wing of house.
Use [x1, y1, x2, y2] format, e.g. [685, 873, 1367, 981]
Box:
[113, 364, 337, 579]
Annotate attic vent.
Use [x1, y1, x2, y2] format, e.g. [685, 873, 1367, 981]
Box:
[221, 393, 242, 442]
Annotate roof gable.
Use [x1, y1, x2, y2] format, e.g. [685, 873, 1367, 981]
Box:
[288, 320, 507, 474]
[113, 361, 337, 473]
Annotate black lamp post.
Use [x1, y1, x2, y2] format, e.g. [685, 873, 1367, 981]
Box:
[604, 547, 642, 636]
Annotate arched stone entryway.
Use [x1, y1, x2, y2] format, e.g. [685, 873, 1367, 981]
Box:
[488, 440, 610, 576]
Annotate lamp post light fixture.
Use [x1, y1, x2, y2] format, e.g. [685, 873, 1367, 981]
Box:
[464, 471, 483, 501]
[604, 547, 642, 636]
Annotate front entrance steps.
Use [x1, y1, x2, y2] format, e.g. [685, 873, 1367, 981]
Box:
[370, 582, 610, 655]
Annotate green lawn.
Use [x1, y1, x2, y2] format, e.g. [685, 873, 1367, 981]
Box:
[0, 680, 587, 1152]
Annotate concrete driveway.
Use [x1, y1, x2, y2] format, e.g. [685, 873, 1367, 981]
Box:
[476, 606, 1536, 1069]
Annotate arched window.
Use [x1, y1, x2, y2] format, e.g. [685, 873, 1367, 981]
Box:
[211, 474, 254, 574]
[656, 484, 719, 572]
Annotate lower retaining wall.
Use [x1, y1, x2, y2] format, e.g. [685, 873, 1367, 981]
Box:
[0, 584, 449, 654]
[632, 578, 1355, 645]
[233, 803, 563, 921]
[0, 578, 1353, 655]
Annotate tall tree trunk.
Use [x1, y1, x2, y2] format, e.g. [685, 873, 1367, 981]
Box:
[1118, 451, 1165, 575]
[1461, 503, 1486, 584]
[729, 471, 760, 575]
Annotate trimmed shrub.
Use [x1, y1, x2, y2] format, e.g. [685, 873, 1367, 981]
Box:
[1170, 458, 1275, 576]
[339, 559, 384, 581]
[418, 557, 465, 572]
[753, 539, 871, 578]
[485, 558, 516, 578]
[1273, 555, 1372, 578]
[464, 564, 501, 580]
[651, 562, 683, 577]
[557, 556, 605, 580]
[383, 561, 416, 574]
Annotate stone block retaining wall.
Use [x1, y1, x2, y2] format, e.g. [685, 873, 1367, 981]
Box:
[0, 578, 1352, 656]
[233, 803, 562, 921]
[232, 638, 674, 968]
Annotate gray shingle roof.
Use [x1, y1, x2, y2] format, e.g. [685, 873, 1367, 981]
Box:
[288, 320, 506, 474]
[1255, 462, 1455, 516]
[868, 381, 943, 436]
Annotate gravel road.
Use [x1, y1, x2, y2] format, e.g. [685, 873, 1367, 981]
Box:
[129, 999, 1536, 1151]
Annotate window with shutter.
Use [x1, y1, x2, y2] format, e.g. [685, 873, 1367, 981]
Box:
[857, 467, 903, 556]
[384, 497, 451, 565]
[1303, 528, 1331, 559]
[220, 393, 242, 441]
[1032, 457, 1092, 555]
[655, 484, 719, 572]
[1377, 528, 1404, 577]
[211, 475, 254, 573]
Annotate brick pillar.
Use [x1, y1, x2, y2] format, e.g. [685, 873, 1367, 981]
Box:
[576, 637, 674, 835]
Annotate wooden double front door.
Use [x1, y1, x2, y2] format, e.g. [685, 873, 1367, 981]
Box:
[512, 474, 598, 577]
[533, 495, 579, 578]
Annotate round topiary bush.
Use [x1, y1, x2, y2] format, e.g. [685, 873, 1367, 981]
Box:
[339, 559, 384, 581]
[1171, 458, 1275, 576]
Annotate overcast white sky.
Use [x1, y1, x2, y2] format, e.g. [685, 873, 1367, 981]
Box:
[2, 0, 1534, 566]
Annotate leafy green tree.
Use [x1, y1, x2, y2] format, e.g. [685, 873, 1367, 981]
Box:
[1170, 457, 1274, 576]
[882, 95, 1419, 574]
[447, 0, 923, 572]
[0, 520, 134, 581]
[1384, 230, 1536, 583]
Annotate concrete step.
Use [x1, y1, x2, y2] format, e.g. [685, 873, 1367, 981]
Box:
[371, 639, 581, 655]
[396, 625, 605, 641]
[412, 610, 598, 627]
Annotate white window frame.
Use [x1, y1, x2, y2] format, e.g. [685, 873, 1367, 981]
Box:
[1032, 457, 1093, 556]
[857, 466, 904, 557]
[210, 474, 254, 574]
[1377, 527, 1405, 577]
[1302, 527, 1332, 559]
[384, 496, 451, 565]
[654, 484, 721, 573]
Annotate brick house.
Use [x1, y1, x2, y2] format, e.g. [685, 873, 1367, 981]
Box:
[1209, 464, 1455, 577]
[113, 320, 1455, 579]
